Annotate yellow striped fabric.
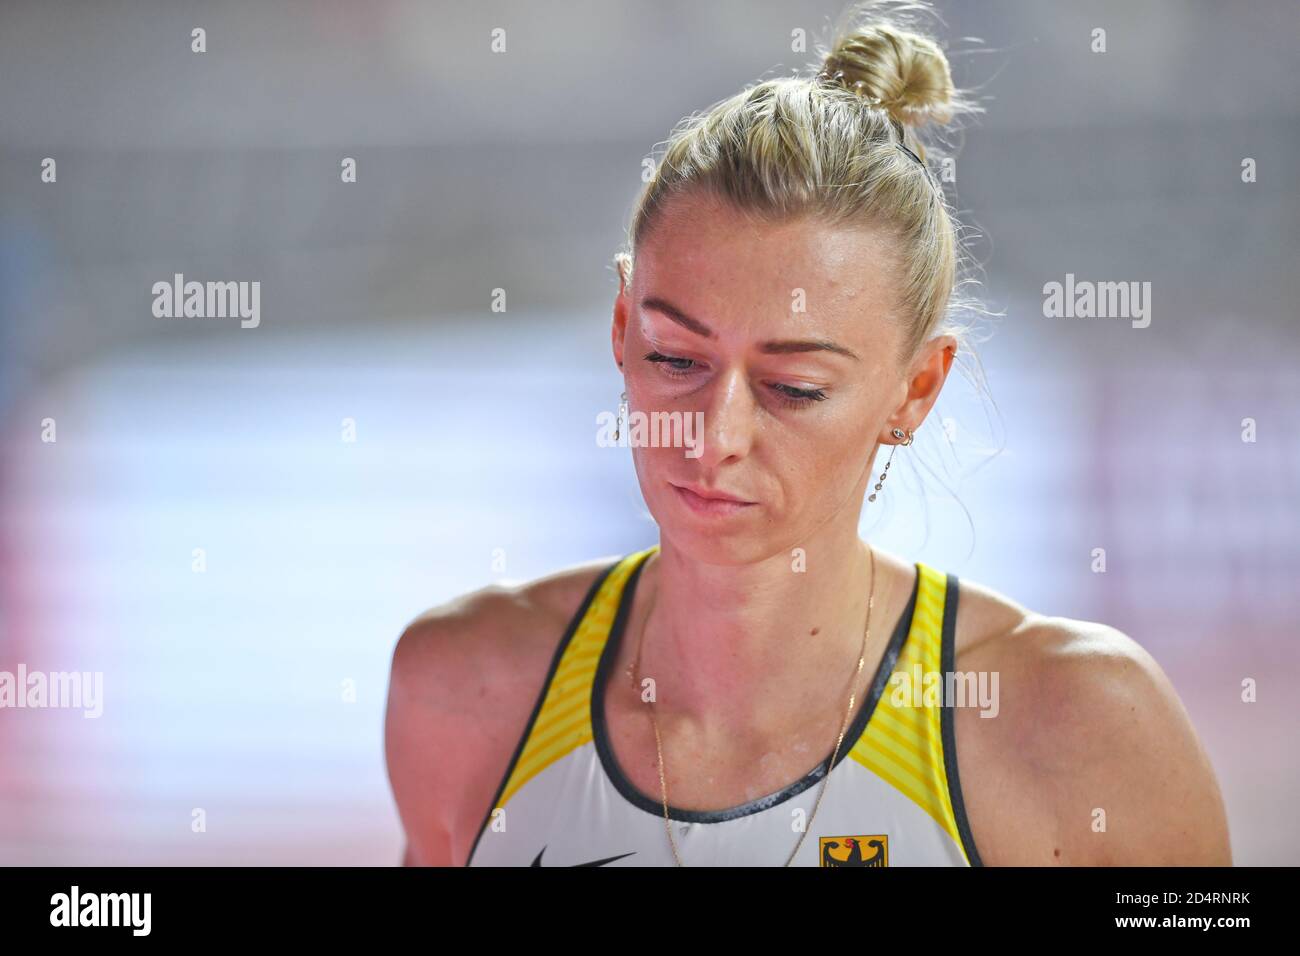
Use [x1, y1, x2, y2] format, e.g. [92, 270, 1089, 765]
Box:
[501, 548, 967, 866]
[499, 547, 656, 809]
[849, 561, 968, 863]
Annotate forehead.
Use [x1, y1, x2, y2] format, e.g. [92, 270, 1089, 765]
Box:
[633, 191, 904, 335]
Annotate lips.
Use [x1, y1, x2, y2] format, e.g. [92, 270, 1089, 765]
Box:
[670, 482, 757, 516]
[676, 482, 753, 503]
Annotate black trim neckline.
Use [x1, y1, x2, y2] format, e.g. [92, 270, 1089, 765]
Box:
[590, 554, 920, 824]
[939, 572, 984, 867]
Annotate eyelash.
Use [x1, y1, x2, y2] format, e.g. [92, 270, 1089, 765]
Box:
[642, 351, 829, 408]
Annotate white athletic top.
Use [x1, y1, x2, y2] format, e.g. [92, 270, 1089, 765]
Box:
[467, 545, 983, 867]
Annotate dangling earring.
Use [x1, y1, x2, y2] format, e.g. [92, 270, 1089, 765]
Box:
[868, 427, 914, 502]
[613, 390, 629, 442]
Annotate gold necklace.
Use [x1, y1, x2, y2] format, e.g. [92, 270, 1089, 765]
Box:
[627, 545, 878, 866]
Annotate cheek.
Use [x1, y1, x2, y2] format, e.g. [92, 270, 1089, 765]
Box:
[628, 439, 678, 482]
[768, 390, 880, 458]
[772, 429, 870, 502]
[767, 398, 883, 499]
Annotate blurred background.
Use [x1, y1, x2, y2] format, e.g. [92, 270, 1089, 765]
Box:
[0, 0, 1296, 865]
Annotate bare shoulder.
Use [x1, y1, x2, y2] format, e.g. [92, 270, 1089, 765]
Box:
[949, 577, 1232, 866]
[393, 554, 617, 686]
[383, 554, 620, 866]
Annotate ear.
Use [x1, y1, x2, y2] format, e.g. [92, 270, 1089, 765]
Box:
[611, 258, 631, 372]
[883, 334, 957, 439]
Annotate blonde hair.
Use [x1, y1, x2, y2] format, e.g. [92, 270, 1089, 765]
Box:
[613, 0, 987, 365]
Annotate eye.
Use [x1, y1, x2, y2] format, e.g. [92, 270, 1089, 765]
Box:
[643, 350, 699, 378]
[768, 382, 828, 409]
[644, 351, 828, 409]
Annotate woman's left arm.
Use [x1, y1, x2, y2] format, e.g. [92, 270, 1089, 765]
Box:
[1014, 619, 1233, 866]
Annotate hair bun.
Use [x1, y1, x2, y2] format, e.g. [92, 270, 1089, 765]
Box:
[818, 6, 958, 129]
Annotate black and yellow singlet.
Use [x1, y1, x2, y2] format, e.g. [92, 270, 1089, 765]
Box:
[467, 545, 982, 867]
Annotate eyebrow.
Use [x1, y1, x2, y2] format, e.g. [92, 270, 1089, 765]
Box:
[640, 296, 860, 361]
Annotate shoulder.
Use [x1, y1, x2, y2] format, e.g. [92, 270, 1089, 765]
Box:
[390, 554, 617, 693]
[950, 578, 1231, 866]
[383, 554, 621, 866]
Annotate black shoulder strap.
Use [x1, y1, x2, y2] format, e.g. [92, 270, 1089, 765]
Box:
[939, 573, 983, 867]
[463, 558, 620, 866]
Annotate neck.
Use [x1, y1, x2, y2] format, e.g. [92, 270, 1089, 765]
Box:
[628, 521, 897, 745]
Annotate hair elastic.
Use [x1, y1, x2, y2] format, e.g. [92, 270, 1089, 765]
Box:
[896, 142, 925, 166]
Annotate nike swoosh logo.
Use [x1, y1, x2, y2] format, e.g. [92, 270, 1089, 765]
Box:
[531, 845, 636, 867]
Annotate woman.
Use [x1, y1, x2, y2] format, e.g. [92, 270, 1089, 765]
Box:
[385, 1, 1231, 867]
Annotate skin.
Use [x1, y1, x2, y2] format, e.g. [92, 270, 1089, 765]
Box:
[385, 190, 1232, 866]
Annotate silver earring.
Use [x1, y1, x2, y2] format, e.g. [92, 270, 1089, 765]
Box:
[869, 428, 914, 502]
[613, 390, 628, 442]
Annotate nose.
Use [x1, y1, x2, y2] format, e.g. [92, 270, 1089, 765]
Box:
[693, 368, 755, 469]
